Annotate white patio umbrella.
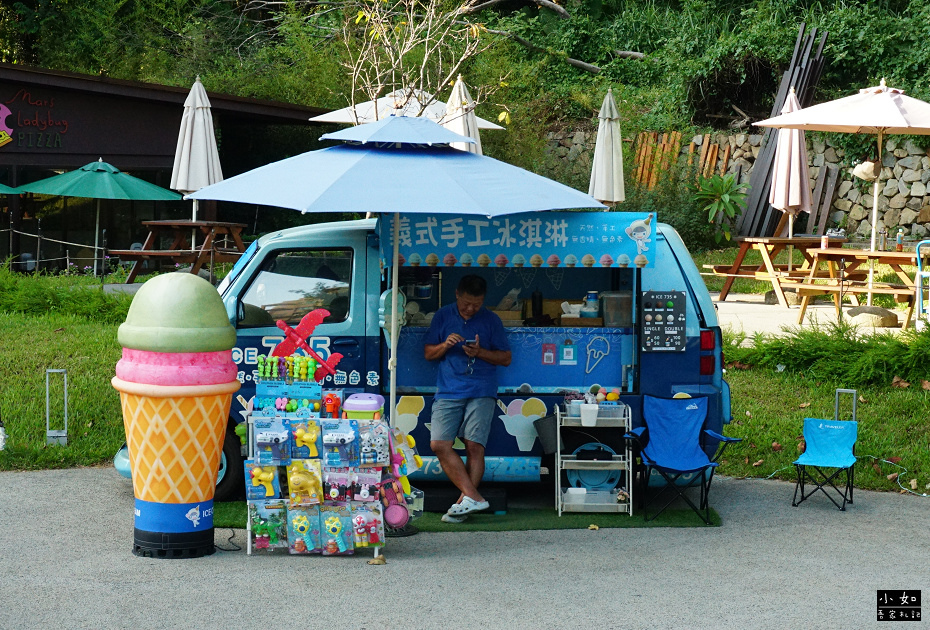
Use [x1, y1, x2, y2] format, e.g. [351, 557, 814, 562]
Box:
[442, 76, 482, 154]
[755, 78, 930, 303]
[170, 76, 223, 247]
[588, 88, 626, 205]
[768, 88, 812, 271]
[311, 88, 504, 130]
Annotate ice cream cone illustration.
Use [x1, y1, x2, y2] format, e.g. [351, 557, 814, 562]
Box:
[530, 254, 543, 268]
[425, 253, 439, 267]
[495, 254, 509, 267]
[600, 254, 614, 267]
[408, 253, 421, 266]
[547, 254, 561, 267]
[581, 254, 595, 267]
[460, 253, 474, 267]
[112, 273, 240, 558]
[443, 253, 457, 266]
[617, 254, 631, 268]
[477, 253, 491, 267]
[634, 254, 649, 268]
[512, 254, 526, 267]
[564, 254, 578, 268]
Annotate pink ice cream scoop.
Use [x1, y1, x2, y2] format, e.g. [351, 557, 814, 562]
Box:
[396, 253, 405, 266]
[495, 254, 509, 267]
[547, 254, 561, 267]
[600, 254, 614, 267]
[443, 253, 457, 266]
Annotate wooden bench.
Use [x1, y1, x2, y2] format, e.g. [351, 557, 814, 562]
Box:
[794, 280, 916, 327]
[110, 249, 199, 262]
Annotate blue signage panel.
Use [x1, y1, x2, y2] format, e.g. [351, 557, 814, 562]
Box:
[380, 211, 656, 269]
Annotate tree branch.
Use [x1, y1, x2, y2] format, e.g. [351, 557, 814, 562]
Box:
[485, 28, 601, 74]
[613, 50, 644, 60]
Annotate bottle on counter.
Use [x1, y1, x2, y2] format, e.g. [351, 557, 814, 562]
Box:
[896, 227, 905, 252]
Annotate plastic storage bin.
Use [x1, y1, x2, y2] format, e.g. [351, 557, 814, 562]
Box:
[600, 291, 633, 327]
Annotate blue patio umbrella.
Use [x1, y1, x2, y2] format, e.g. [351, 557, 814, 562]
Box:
[189, 115, 604, 422]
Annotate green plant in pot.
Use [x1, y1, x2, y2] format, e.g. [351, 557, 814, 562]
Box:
[691, 174, 749, 243]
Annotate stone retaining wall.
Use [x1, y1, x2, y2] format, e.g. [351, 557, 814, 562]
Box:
[545, 129, 930, 238]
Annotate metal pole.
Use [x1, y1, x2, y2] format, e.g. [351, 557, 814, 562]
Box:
[36, 217, 41, 273]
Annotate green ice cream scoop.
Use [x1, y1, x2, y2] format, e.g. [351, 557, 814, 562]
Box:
[118, 273, 237, 353]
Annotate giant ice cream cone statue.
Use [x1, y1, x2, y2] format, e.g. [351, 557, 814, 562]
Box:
[112, 274, 240, 558]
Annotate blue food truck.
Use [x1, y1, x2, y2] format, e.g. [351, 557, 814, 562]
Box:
[117, 211, 731, 502]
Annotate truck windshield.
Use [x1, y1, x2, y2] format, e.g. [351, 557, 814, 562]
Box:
[218, 240, 259, 295]
[238, 248, 352, 327]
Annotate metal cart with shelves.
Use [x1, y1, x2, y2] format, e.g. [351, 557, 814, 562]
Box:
[555, 404, 633, 516]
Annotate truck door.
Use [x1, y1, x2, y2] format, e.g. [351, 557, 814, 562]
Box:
[230, 234, 371, 411]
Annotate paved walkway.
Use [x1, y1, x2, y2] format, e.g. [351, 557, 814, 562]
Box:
[0, 467, 925, 629]
[713, 292, 910, 336]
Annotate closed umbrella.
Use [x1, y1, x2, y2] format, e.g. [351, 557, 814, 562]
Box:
[171, 76, 223, 248]
[768, 87, 812, 270]
[18, 159, 181, 275]
[190, 114, 602, 426]
[311, 88, 504, 130]
[588, 88, 626, 205]
[442, 76, 482, 154]
[756, 78, 930, 303]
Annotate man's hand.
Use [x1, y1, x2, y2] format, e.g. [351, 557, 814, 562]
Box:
[444, 333, 465, 348]
[462, 334, 480, 358]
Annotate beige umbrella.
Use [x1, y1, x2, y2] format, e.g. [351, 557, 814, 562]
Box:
[441, 76, 482, 154]
[768, 88, 812, 270]
[311, 88, 504, 130]
[755, 78, 930, 303]
[171, 76, 223, 248]
[588, 88, 625, 205]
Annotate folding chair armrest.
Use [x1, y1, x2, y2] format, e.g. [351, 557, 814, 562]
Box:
[623, 426, 647, 448]
[704, 429, 741, 444]
[704, 429, 741, 463]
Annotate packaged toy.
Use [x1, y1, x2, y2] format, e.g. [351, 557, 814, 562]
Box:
[245, 460, 281, 500]
[287, 459, 323, 507]
[323, 468, 351, 502]
[320, 503, 354, 556]
[253, 414, 291, 466]
[291, 419, 322, 459]
[321, 419, 359, 467]
[286, 505, 322, 554]
[357, 419, 390, 467]
[350, 468, 381, 501]
[248, 499, 288, 553]
[350, 502, 384, 548]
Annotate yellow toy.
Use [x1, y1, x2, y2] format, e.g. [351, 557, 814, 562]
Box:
[287, 461, 322, 505]
[250, 466, 276, 497]
[293, 421, 319, 456]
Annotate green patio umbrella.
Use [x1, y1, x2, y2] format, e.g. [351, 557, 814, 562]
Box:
[18, 159, 181, 274]
[0, 183, 18, 194]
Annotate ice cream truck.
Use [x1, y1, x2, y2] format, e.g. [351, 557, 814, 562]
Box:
[140, 211, 730, 501]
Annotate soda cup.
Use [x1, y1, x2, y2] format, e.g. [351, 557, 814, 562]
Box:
[821, 236, 829, 249]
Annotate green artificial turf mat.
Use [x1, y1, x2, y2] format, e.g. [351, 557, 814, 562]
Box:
[214, 502, 719, 531]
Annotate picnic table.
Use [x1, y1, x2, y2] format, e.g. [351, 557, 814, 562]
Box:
[792, 247, 930, 329]
[705, 236, 847, 308]
[109, 220, 248, 283]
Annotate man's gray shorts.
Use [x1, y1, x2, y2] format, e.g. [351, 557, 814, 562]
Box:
[430, 397, 496, 447]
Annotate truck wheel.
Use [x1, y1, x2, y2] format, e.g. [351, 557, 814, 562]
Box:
[214, 428, 245, 502]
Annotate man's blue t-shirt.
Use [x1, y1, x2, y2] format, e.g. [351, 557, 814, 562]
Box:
[425, 303, 511, 399]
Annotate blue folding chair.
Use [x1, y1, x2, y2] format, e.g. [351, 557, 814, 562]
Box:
[626, 395, 741, 524]
[793, 418, 857, 511]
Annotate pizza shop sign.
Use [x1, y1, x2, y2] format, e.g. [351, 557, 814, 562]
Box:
[0, 88, 70, 150]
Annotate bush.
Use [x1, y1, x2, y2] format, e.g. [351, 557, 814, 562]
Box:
[0, 266, 132, 324]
